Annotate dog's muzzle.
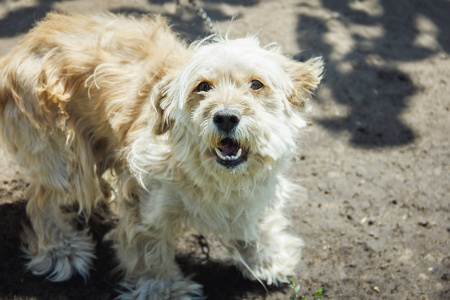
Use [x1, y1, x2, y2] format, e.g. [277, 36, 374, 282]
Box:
[212, 109, 247, 168]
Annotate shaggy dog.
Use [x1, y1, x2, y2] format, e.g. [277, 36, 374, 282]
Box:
[0, 13, 323, 299]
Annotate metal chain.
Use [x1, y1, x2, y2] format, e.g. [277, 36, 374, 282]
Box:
[196, 234, 210, 261]
[188, 0, 217, 34]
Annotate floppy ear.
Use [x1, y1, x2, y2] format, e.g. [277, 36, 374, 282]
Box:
[150, 74, 177, 135]
[284, 57, 324, 110]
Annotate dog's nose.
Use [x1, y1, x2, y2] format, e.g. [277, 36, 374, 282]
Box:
[213, 109, 241, 133]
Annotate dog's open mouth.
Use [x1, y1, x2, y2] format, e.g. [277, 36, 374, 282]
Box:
[213, 138, 247, 168]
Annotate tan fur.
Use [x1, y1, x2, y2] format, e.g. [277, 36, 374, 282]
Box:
[0, 12, 323, 299]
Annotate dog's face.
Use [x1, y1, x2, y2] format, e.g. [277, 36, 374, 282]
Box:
[153, 37, 323, 179]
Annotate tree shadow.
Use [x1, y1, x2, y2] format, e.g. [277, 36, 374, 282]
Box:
[0, 0, 59, 37]
[296, 0, 449, 147]
[0, 200, 278, 300]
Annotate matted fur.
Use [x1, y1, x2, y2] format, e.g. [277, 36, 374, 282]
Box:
[0, 12, 323, 299]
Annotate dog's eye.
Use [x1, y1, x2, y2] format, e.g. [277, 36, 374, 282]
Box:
[196, 81, 212, 92]
[250, 80, 264, 91]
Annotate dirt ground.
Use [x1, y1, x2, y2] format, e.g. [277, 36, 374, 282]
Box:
[0, 0, 449, 299]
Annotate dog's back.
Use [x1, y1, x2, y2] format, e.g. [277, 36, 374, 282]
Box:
[0, 13, 189, 211]
[0, 12, 187, 144]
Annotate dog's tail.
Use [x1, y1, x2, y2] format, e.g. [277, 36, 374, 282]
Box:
[0, 49, 63, 135]
[0, 58, 34, 135]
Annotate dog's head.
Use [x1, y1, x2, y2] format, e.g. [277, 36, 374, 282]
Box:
[152, 37, 323, 180]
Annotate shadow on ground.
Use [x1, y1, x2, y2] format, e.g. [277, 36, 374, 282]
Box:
[0, 0, 59, 37]
[295, 0, 449, 148]
[0, 200, 280, 300]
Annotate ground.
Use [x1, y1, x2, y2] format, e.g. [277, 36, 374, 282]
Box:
[0, 0, 449, 299]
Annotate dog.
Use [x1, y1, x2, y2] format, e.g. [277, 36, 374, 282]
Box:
[0, 12, 323, 299]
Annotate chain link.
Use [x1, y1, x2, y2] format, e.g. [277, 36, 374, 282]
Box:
[195, 234, 210, 261]
[189, 0, 217, 35]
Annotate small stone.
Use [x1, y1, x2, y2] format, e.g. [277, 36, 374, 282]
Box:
[368, 232, 379, 239]
[373, 286, 380, 293]
[327, 171, 340, 178]
[418, 221, 430, 228]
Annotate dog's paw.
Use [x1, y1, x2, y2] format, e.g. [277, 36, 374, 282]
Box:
[241, 260, 292, 286]
[117, 275, 204, 300]
[236, 234, 304, 286]
[22, 226, 96, 281]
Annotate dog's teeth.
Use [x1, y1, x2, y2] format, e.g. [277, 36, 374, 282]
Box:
[215, 148, 226, 160]
[214, 147, 242, 162]
[236, 148, 242, 158]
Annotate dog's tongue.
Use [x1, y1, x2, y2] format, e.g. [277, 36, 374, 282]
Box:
[219, 138, 239, 156]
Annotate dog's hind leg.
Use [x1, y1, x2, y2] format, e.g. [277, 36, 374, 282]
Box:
[18, 137, 97, 281]
[22, 183, 96, 281]
[2, 114, 97, 281]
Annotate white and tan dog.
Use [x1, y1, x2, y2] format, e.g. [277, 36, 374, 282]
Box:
[0, 13, 323, 299]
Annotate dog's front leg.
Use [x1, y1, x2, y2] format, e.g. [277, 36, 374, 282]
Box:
[228, 210, 304, 286]
[112, 195, 203, 300]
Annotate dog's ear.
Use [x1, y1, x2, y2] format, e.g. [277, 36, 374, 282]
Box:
[151, 74, 177, 135]
[284, 57, 324, 110]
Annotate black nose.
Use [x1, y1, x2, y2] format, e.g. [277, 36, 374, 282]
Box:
[213, 109, 241, 133]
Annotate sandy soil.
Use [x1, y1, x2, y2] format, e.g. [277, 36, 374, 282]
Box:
[0, 0, 449, 299]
